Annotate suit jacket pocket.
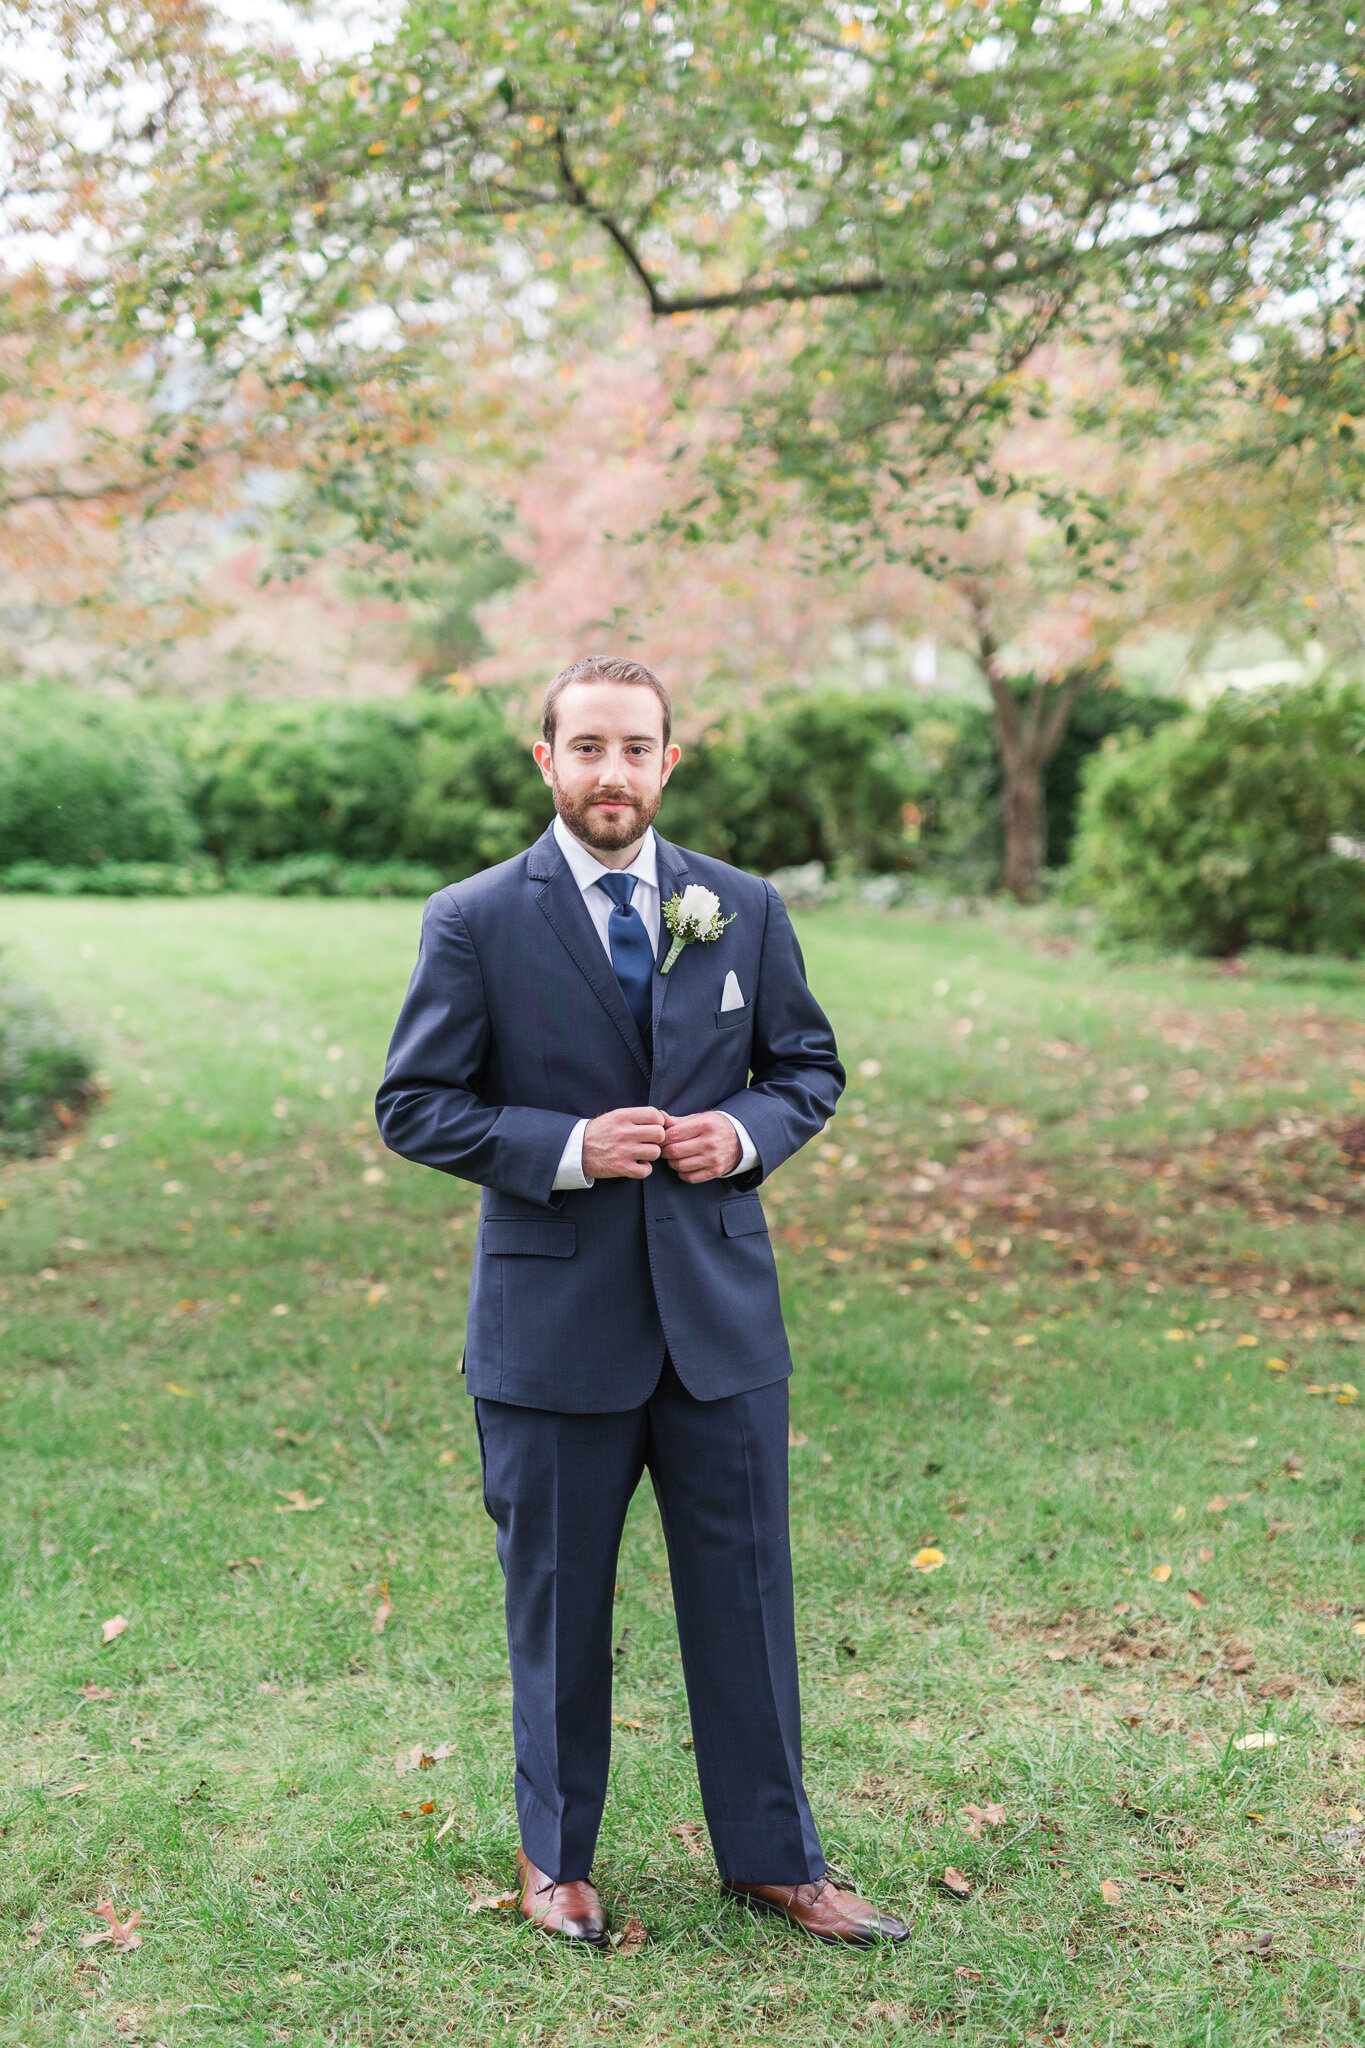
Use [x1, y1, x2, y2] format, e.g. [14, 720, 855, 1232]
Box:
[482, 1218, 577, 1257]
[720, 1196, 768, 1239]
[714, 1007, 747, 1030]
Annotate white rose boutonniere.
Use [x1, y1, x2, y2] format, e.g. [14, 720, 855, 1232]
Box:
[660, 883, 735, 974]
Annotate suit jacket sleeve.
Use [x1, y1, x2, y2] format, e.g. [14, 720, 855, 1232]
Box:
[374, 892, 579, 1207]
[713, 883, 845, 1182]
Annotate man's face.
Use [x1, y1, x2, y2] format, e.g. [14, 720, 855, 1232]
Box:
[533, 681, 681, 853]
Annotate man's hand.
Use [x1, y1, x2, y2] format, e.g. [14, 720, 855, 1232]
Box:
[660, 1111, 742, 1185]
[582, 1106, 667, 1180]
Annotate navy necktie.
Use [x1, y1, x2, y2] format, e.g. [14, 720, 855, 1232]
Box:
[596, 871, 654, 1052]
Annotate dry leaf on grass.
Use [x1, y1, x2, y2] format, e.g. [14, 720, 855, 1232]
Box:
[434, 1810, 458, 1843]
[56, 1783, 88, 1798]
[275, 1490, 324, 1513]
[670, 1819, 708, 1858]
[78, 1683, 116, 1701]
[23, 1923, 43, 1946]
[81, 1900, 143, 1951]
[395, 1740, 456, 1776]
[612, 1915, 646, 1955]
[1187, 1589, 1209, 1609]
[862, 2006, 912, 2027]
[788, 1426, 808, 1447]
[372, 1581, 394, 1633]
[101, 1615, 128, 1646]
[941, 1867, 972, 1898]
[1099, 1879, 1121, 1905]
[954, 1966, 984, 1984]
[464, 1889, 518, 1914]
[911, 1547, 946, 1573]
[1233, 1730, 1278, 1752]
[961, 1803, 1007, 1838]
[1151, 1564, 1172, 1583]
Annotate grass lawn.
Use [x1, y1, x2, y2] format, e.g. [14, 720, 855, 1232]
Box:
[1, 895, 1363, 2048]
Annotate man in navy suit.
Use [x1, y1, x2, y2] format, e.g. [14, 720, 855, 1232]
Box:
[376, 656, 909, 1948]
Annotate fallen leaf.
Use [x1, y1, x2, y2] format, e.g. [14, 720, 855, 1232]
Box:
[81, 1900, 143, 1951]
[365, 1284, 389, 1307]
[1100, 1878, 1121, 1905]
[275, 1490, 324, 1513]
[1044, 1647, 1067, 1662]
[56, 1783, 88, 1798]
[864, 2005, 911, 2025]
[941, 1866, 972, 1898]
[395, 1740, 457, 1776]
[101, 1615, 129, 1646]
[23, 1923, 42, 1945]
[1224, 1650, 1255, 1673]
[464, 1889, 518, 1914]
[613, 1914, 647, 1955]
[788, 1426, 808, 1447]
[163, 1381, 193, 1397]
[911, 1547, 946, 1573]
[1151, 1564, 1172, 1583]
[1265, 1357, 1288, 1374]
[670, 1819, 707, 1858]
[962, 1802, 1006, 1838]
[612, 1716, 644, 1730]
[1187, 1589, 1208, 1609]
[954, 1965, 984, 1984]
[373, 1581, 394, 1633]
[1012, 1334, 1036, 1346]
[1238, 1929, 1274, 1958]
[78, 1683, 116, 1700]
[1236, 1334, 1259, 1347]
[1233, 1730, 1278, 1752]
[1207, 1496, 1229, 1513]
[434, 1809, 458, 1842]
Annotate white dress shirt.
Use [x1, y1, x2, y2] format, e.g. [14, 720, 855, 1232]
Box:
[550, 813, 758, 1190]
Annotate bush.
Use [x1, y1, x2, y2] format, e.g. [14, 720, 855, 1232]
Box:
[0, 691, 199, 868]
[1071, 680, 1365, 955]
[0, 966, 98, 1156]
[660, 691, 921, 873]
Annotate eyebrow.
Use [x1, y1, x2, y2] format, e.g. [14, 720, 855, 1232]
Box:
[566, 731, 660, 744]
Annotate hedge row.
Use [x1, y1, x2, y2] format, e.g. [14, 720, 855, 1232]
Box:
[0, 964, 97, 1156]
[0, 681, 1164, 892]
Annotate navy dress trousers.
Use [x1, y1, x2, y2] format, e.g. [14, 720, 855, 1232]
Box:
[377, 822, 845, 1883]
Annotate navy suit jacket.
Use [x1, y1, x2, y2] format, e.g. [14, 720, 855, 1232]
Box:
[375, 823, 844, 1411]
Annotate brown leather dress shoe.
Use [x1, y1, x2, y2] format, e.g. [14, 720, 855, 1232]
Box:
[724, 1875, 911, 1946]
[516, 1848, 608, 1946]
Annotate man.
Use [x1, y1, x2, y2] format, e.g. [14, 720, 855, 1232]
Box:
[376, 655, 909, 1949]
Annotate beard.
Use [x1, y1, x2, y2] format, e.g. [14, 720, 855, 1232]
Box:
[553, 776, 662, 853]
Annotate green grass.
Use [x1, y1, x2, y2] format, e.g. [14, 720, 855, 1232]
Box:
[1, 896, 1363, 2048]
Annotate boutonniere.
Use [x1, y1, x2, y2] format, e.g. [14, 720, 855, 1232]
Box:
[660, 885, 735, 974]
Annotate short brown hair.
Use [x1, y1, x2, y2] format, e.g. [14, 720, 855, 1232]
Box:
[541, 655, 672, 748]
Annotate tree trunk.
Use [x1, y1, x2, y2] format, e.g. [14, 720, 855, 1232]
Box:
[1000, 752, 1048, 901]
[965, 585, 1093, 902]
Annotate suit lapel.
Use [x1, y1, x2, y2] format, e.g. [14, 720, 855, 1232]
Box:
[528, 826, 651, 1081]
[651, 835, 691, 1041]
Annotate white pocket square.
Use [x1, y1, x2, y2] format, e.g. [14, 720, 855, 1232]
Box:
[720, 970, 745, 1012]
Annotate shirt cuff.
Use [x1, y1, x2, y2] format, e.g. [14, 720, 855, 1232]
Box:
[721, 1113, 759, 1176]
[552, 1117, 594, 1191]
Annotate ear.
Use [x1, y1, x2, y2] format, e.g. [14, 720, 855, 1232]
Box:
[660, 741, 681, 786]
[532, 739, 554, 787]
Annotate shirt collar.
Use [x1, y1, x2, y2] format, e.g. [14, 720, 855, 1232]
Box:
[553, 812, 659, 896]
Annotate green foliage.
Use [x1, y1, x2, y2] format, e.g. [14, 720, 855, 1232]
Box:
[661, 691, 921, 874]
[0, 691, 199, 869]
[919, 684, 1183, 888]
[362, 498, 527, 684]
[0, 964, 96, 1156]
[1072, 682, 1365, 956]
[186, 695, 551, 872]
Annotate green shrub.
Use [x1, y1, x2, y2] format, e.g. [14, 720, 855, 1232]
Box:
[0, 860, 221, 896]
[0, 966, 97, 1156]
[1071, 680, 1365, 955]
[661, 691, 921, 873]
[0, 690, 199, 868]
[224, 856, 448, 897]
